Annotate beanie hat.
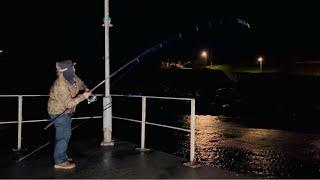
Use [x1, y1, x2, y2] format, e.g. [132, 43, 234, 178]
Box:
[56, 60, 76, 84]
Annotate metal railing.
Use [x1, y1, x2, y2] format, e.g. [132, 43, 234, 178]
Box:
[111, 94, 196, 164]
[0, 94, 196, 164]
[0, 95, 103, 151]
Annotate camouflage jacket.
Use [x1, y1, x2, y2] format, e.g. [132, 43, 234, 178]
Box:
[47, 72, 88, 115]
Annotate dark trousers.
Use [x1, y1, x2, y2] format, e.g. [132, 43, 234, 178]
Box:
[49, 113, 72, 164]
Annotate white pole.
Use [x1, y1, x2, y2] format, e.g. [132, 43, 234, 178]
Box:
[101, 0, 114, 146]
[17, 96, 23, 150]
[260, 61, 262, 72]
[190, 99, 196, 164]
[141, 97, 146, 150]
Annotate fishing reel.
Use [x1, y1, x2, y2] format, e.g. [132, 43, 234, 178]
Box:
[87, 95, 97, 104]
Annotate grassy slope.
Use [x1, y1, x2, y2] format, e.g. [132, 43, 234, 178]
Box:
[206, 65, 278, 73]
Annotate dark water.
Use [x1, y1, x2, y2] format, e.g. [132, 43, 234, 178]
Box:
[187, 115, 320, 178]
[111, 112, 320, 178]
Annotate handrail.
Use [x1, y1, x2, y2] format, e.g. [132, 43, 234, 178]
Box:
[0, 94, 191, 100]
[0, 116, 104, 124]
[0, 94, 197, 165]
[0, 94, 105, 97]
[111, 94, 194, 101]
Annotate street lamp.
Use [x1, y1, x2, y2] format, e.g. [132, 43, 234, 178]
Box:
[257, 56, 263, 72]
[201, 51, 208, 66]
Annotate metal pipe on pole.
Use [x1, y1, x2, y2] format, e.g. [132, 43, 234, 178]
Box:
[101, 0, 114, 146]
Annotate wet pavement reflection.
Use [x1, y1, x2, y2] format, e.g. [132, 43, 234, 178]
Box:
[174, 115, 320, 178]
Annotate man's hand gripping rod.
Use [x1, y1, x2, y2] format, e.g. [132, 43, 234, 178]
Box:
[86, 80, 105, 104]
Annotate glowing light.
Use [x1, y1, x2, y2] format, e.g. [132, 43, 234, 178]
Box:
[201, 51, 208, 58]
[257, 56, 264, 72]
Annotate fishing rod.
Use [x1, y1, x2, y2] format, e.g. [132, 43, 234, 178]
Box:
[51, 16, 250, 110]
[19, 17, 251, 161]
[90, 17, 250, 98]
[44, 16, 251, 133]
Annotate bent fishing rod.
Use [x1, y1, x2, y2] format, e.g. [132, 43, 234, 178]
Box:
[44, 17, 250, 130]
[19, 17, 250, 162]
[88, 17, 250, 95]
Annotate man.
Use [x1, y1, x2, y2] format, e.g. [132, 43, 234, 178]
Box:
[47, 60, 91, 169]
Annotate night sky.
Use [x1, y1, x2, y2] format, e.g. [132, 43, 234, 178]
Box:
[1, 0, 320, 92]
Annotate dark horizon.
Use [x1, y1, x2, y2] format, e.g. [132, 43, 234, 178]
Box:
[1, 0, 320, 85]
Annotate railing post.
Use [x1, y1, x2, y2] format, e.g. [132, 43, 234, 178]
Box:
[190, 99, 195, 163]
[136, 96, 149, 152]
[184, 99, 200, 168]
[17, 96, 23, 151]
[141, 96, 146, 149]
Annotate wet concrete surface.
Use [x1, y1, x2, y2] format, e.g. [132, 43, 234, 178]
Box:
[0, 137, 247, 179]
[173, 115, 320, 178]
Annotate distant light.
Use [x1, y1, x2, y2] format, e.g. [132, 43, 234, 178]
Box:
[201, 51, 208, 58]
[257, 56, 263, 62]
[0, 50, 3, 54]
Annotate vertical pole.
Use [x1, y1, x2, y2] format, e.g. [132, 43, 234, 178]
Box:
[17, 96, 23, 151]
[260, 61, 262, 72]
[101, 0, 114, 146]
[190, 99, 195, 163]
[183, 99, 199, 168]
[141, 97, 146, 150]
